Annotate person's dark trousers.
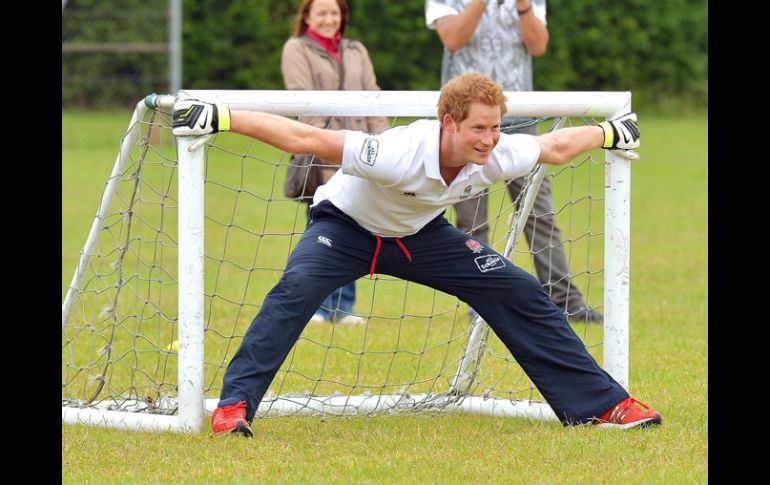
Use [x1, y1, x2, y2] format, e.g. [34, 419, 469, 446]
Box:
[304, 203, 357, 321]
[220, 201, 627, 424]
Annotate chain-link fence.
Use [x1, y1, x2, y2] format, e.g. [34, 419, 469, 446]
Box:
[62, 0, 180, 109]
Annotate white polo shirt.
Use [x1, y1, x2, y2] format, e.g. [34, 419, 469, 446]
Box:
[313, 119, 540, 237]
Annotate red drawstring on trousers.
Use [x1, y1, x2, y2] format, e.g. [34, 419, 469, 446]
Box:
[369, 236, 382, 279]
[369, 236, 412, 278]
[395, 238, 412, 262]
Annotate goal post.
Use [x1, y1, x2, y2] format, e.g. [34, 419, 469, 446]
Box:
[62, 89, 632, 433]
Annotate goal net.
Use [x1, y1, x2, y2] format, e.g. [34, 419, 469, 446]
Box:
[62, 90, 633, 433]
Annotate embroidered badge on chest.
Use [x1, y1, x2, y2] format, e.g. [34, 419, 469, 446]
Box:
[459, 185, 476, 200]
[465, 239, 484, 253]
[474, 254, 506, 273]
[360, 137, 379, 166]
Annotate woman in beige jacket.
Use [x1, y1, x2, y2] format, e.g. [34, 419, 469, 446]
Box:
[281, 0, 389, 325]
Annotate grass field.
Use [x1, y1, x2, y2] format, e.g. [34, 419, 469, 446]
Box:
[62, 110, 708, 483]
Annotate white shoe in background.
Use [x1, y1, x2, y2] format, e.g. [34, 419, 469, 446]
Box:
[337, 315, 365, 325]
[309, 313, 329, 324]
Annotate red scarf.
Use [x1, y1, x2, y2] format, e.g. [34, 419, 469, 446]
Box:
[306, 27, 342, 63]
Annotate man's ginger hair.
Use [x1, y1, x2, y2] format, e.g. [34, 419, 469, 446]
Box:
[437, 73, 508, 123]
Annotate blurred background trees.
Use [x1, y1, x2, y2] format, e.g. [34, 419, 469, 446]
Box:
[62, 0, 707, 112]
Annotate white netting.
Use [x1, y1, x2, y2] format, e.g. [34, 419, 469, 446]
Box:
[62, 98, 606, 420]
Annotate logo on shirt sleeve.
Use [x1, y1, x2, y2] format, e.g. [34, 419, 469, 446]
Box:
[360, 137, 379, 166]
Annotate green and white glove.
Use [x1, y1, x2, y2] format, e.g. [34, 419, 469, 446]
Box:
[598, 113, 640, 160]
[172, 100, 231, 137]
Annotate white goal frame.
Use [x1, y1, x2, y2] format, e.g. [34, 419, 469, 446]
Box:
[62, 89, 633, 433]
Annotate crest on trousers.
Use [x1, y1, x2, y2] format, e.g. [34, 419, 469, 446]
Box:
[474, 255, 506, 273]
[465, 239, 484, 253]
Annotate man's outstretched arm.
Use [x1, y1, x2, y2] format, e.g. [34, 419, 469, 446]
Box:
[172, 100, 345, 163]
[231, 111, 344, 164]
[536, 114, 640, 165]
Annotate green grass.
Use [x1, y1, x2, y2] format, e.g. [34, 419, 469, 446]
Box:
[62, 111, 708, 483]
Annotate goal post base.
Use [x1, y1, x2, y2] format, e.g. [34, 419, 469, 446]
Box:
[63, 394, 557, 434]
[62, 407, 195, 433]
[206, 394, 558, 421]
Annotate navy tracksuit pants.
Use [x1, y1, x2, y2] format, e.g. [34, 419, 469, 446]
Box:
[221, 201, 628, 425]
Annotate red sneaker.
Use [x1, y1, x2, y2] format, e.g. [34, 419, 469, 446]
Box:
[593, 397, 662, 429]
[211, 399, 253, 437]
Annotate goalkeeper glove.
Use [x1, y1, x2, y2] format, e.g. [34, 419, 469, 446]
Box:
[598, 113, 640, 160]
[172, 100, 231, 137]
